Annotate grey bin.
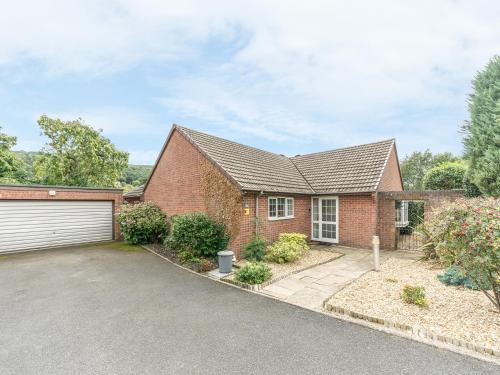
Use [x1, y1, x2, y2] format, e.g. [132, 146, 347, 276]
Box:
[217, 250, 234, 273]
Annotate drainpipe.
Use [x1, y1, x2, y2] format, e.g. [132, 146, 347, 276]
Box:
[255, 191, 264, 235]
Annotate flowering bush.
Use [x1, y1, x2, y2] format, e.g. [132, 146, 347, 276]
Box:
[118, 202, 168, 244]
[419, 197, 499, 311]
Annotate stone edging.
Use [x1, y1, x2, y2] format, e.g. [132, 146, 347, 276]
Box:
[221, 253, 344, 291]
[323, 302, 499, 358]
[142, 243, 498, 364]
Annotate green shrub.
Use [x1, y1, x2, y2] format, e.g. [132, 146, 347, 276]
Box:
[166, 212, 229, 258]
[117, 202, 168, 244]
[243, 236, 266, 261]
[437, 266, 492, 291]
[265, 233, 310, 264]
[463, 172, 482, 197]
[402, 285, 428, 307]
[420, 197, 499, 311]
[178, 250, 198, 264]
[278, 233, 309, 251]
[234, 262, 272, 285]
[422, 161, 467, 190]
[265, 241, 302, 263]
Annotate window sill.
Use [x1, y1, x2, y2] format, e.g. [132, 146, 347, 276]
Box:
[268, 216, 295, 221]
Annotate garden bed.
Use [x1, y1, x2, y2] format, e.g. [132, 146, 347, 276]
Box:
[147, 244, 218, 273]
[325, 258, 500, 356]
[223, 249, 343, 290]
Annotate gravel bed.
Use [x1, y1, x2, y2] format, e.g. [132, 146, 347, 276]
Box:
[226, 249, 343, 283]
[328, 258, 500, 352]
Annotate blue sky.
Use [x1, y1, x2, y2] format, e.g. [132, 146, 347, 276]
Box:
[1, 1, 499, 164]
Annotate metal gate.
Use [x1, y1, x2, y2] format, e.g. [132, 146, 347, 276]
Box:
[395, 200, 425, 250]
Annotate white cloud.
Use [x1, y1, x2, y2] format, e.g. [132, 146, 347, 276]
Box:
[1, 1, 499, 156]
[46, 107, 166, 136]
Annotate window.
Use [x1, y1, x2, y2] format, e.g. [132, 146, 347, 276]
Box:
[268, 197, 294, 219]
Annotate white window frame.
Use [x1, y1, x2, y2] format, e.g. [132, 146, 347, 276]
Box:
[311, 196, 339, 243]
[268, 196, 294, 220]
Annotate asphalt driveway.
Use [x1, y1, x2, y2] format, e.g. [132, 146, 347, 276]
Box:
[0, 244, 497, 374]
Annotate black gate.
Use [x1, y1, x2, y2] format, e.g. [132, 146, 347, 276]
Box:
[395, 200, 425, 250]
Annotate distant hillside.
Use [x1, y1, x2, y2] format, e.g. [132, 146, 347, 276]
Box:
[13, 151, 152, 187]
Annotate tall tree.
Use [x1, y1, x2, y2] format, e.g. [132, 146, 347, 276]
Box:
[400, 150, 460, 190]
[463, 55, 500, 196]
[0, 127, 24, 183]
[33, 116, 129, 187]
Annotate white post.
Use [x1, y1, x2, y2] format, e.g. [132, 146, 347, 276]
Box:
[372, 235, 380, 271]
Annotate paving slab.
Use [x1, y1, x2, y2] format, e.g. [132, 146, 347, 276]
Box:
[260, 245, 417, 311]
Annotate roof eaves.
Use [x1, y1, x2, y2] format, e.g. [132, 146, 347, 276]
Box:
[174, 125, 244, 191]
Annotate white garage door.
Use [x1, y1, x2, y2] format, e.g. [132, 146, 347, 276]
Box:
[0, 200, 113, 253]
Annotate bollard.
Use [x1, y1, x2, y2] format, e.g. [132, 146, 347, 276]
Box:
[372, 235, 380, 271]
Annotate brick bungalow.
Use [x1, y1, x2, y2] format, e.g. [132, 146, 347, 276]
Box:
[132, 124, 403, 258]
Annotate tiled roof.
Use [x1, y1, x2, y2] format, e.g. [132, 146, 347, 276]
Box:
[291, 139, 395, 193]
[176, 126, 314, 194]
[123, 184, 144, 198]
[173, 125, 395, 195]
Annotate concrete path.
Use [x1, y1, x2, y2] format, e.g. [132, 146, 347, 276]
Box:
[261, 245, 420, 311]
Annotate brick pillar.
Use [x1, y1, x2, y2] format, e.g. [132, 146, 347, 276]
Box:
[377, 197, 396, 250]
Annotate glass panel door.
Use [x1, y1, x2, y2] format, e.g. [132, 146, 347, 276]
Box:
[312, 197, 338, 242]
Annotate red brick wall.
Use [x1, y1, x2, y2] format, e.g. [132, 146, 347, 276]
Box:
[144, 129, 250, 258]
[377, 191, 464, 250]
[338, 194, 377, 249]
[144, 130, 209, 214]
[377, 147, 403, 192]
[233, 193, 377, 255]
[0, 185, 123, 239]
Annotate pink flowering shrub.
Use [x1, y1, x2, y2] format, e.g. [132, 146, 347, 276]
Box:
[118, 202, 168, 244]
[420, 197, 499, 311]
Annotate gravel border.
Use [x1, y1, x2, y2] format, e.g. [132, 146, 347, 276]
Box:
[324, 258, 500, 358]
[222, 250, 343, 291]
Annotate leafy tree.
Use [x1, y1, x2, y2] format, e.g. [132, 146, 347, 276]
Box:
[400, 150, 460, 190]
[463, 55, 500, 196]
[422, 161, 467, 190]
[0, 127, 24, 183]
[119, 164, 152, 186]
[13, 150, 40, 183]
[33, 115, 129, 187]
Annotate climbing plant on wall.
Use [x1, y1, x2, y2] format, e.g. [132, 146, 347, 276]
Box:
[200, 159, 243, 238]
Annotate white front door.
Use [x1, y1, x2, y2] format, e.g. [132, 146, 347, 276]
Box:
[311, 196, 338, 243]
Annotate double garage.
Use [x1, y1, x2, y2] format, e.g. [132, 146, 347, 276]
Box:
[0, 185, 123, 253]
